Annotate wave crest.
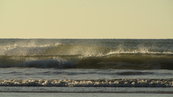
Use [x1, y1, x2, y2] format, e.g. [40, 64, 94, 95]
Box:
[1, 44, 173, 57]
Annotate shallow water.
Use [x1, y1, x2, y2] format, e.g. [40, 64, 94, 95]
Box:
[0, 93, 172, 97]
[1, 87, 173, 93]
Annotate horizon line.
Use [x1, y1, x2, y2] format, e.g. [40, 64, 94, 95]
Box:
[0, 38, 173, 40]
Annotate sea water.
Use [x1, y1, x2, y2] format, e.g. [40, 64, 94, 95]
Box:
[0, 39, 173, 94]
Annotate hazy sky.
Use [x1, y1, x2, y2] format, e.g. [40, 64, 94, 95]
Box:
[0, 0, 173, 38]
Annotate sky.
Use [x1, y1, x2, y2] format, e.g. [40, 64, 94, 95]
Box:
[0, 0, 173, 39]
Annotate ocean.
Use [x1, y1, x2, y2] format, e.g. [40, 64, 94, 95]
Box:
[0, 39, 173, 95]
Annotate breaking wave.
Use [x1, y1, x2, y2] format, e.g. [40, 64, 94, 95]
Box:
[0, 39, 173, 69]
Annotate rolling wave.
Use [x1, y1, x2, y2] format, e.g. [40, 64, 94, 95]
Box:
[0, 39, 173, 69]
